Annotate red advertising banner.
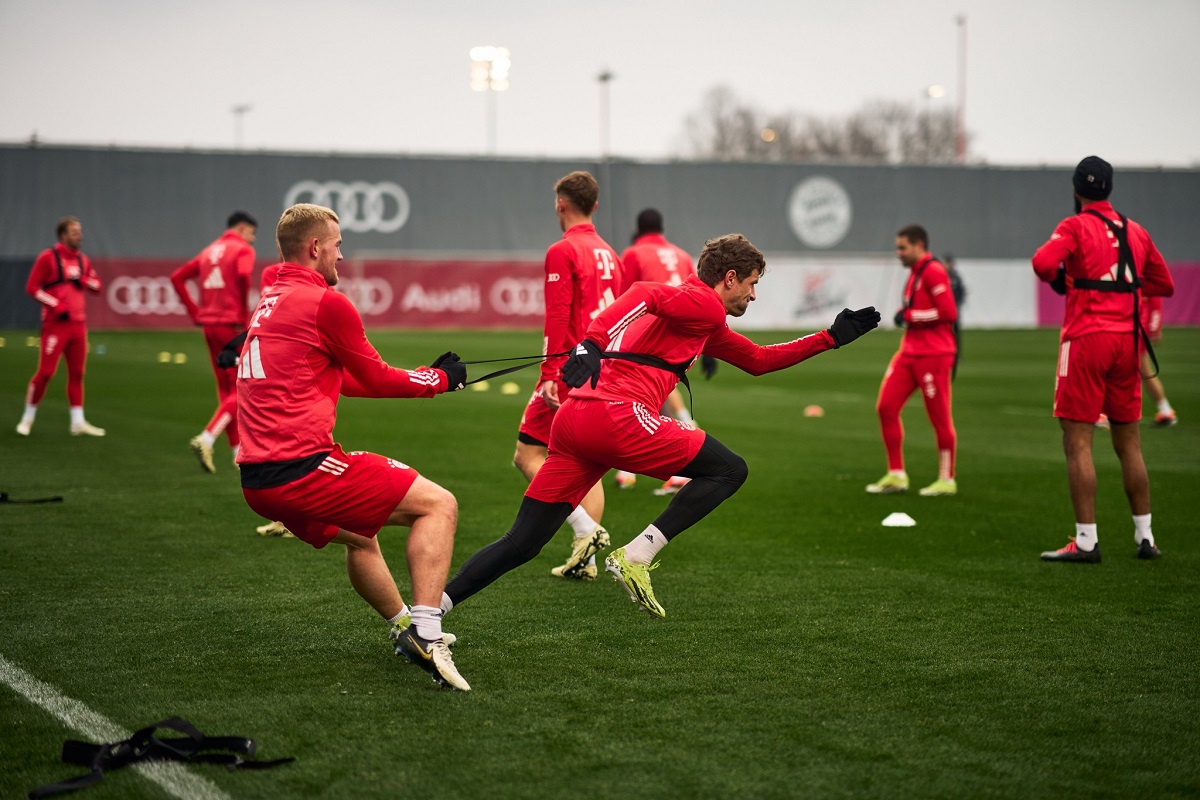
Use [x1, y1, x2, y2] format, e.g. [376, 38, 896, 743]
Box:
[86, 258, 546, 330]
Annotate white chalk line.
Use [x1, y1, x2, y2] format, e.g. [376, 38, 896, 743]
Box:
[0, 651, 231, 800]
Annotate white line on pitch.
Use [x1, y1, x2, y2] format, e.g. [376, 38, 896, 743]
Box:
[0, 652, 231, 800]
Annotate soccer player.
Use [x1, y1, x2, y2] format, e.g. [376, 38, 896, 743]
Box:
[517, 171, 623, 581]
[1141, 296, 1177, 427]
[16, 216, 105, 437]
[865, 225, 959, 497]
[1032, 156, 1174, 563]
[171, 211, 258, 472]
[441, 233, 879, 618]
[236, 203, 471, 690]
[615, 208, 714, 495]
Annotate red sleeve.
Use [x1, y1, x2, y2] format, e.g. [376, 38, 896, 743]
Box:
[585, 281, 721, 347]
[1032, 218, 1077, 282]
[315, 290, 448, 398]
[702, 327, 836, 376]
[619, 248, 641, 295]
[26, 251, 58, 308]
[170, 258, 202, 320]
[540, 243, 576, 381]
[80, 255, 102, 292]
[1138, 229, 1174, 298]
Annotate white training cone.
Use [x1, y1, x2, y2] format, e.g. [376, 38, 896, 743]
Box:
[882, 512, 916, 527]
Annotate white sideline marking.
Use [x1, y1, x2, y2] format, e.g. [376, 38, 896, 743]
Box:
[0, 652, 231, 800]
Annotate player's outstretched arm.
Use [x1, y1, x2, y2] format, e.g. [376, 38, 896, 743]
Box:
[827, 306, 881, 347]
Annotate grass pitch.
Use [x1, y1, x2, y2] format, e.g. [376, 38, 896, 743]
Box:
[1, 327, 1197, 799]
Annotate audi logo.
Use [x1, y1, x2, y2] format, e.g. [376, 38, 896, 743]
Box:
[107, 276, 188, 316]
[489, 278, 543, 316]
[285, 180, 411, 234]
[337, 277, 394, 316]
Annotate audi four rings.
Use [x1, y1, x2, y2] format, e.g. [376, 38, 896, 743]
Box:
[284, 180, 411, 233]
[107, 276, 189, 315]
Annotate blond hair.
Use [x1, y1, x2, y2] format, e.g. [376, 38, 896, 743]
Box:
[276, 203, 339, 261]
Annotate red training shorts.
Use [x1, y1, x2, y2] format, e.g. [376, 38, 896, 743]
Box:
[527, 398, 706, 508]
[1054, 332, 1141, 424]
[517, 378, 573, 446]
[242, 445, 419, 549]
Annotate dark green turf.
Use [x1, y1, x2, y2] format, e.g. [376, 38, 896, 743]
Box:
[1, 327, 1197, 799]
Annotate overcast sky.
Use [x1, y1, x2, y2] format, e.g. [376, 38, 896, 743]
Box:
[3, 0, 1198, 167]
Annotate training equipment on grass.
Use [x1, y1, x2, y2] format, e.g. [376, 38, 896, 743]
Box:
[881, 512, 916, 527]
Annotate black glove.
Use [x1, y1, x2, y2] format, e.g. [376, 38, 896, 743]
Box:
[216, 331, 247, 368]
[432, 351, 466, 391]
[893, 309, 906, 328]
[56, 311, 70, 322]
[828, 306, 882, 348]
[1050, 265, 1067, 296]
[562, 339, 603, 389]
[700, 354, 718, 380]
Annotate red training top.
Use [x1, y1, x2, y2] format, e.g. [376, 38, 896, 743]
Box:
[26, 243, 101, 323]
[170, 230, 256, 326]
[570, 275, 836, 411]
[1031, 200, 1174, 341]
[236, 265, 451, 464]
[620, 233, 695, 291]
[896, 254, 958, 357]
[540, 223, 624, 382]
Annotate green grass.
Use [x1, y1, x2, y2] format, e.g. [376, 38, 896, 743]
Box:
[1, 327, 1198, 800]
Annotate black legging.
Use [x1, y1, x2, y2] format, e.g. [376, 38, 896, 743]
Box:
[444, 433, 748, 607]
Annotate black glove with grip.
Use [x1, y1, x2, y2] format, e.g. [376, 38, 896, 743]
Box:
[700, 355, 718, 380]
[1049, 265, 1068, 296]
[56, 311, 70, 322]
[893, 309, 906, 328]
[562, 339, 603, 389]
[216, 331, 247, 368]
[432, 351, 466, 391]
[828, 306, 882, 348]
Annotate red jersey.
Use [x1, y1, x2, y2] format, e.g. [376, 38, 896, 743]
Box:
[570, 275, 836, 411]
[540, 223, 623, 383]
[237, 265, 451, 465]
[620, 233, 695, 292]
[171, 230, 256, 326]
[1032, 200, 1174, 340]
[26, 244, 101, 324]
[897, 254, 957, 357]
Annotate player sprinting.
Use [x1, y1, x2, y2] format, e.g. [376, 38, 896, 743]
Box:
[441, 234, 879, 619]
[236, 203, 471, 689]
[170, 211, 258, 472]
[517, 171, 624, 581]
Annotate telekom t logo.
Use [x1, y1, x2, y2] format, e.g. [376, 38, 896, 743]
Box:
[594, 249, 617, 281]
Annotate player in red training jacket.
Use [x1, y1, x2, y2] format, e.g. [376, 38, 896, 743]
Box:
[865, 224, 959, 498]
[16, 216, 105, 438]
[442, 234, 880, 619]
[1032, 156, 1174, 563]
[614, 207, 716, 496]
[236, 203, 471, 690]
[171, 210, 258, 473]
[517, 171, 624, 582]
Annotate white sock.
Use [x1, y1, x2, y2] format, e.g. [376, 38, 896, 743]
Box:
[623, 524, 669, 565]
[410, 605, 443, 641]
[566, 506, 598, 538]
[440, 592, 454, 615]
[387, 604, 411, 628]
[21, 404, 37, 424]
[889, 469, 908, 479]
[199, 430, 216, 447]
[1157, 399, 1173, 415]
[1075, 523, 1098, 552]
[1133, 514, 1153, 546]
[676, 408, 694, 424]
[69, 406, 84, 426]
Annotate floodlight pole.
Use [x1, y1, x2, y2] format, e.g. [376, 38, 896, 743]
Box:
[597, 70, 615, 243]
[232, 104, 251, 151]
[955, 15, 967, 163]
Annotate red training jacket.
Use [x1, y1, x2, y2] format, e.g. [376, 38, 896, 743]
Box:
[620, 233, 695, 292]
[896, 254, 957, 357]
[170, 229, 256, 326]
[26, 243, 101, 324]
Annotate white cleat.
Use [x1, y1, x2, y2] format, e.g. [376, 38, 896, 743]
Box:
[70, 420, 106, 437]
[16, 420, 33, 437]
[189, 435, 216, 473]
[614, 470, 637, 489]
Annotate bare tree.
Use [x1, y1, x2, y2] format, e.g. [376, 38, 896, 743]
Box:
[682, 88, 967, 164]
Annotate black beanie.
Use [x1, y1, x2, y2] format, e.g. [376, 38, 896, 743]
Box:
[1073, 156, 1113, 201]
